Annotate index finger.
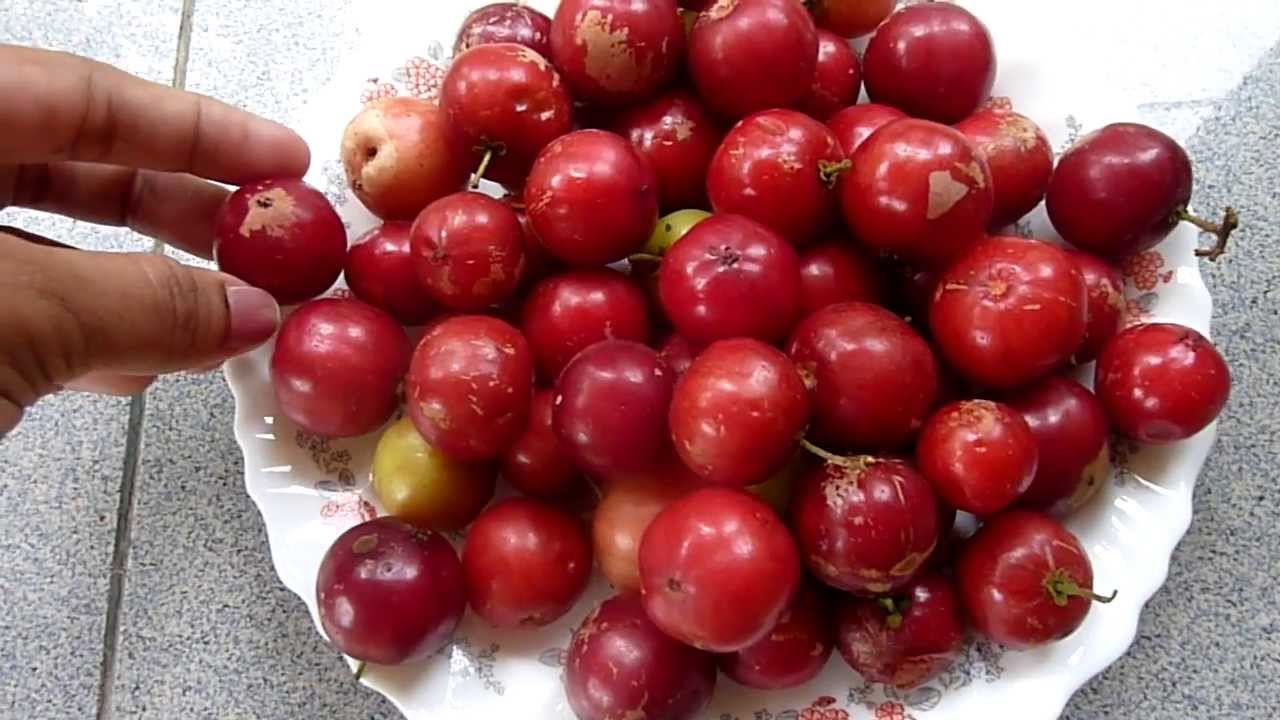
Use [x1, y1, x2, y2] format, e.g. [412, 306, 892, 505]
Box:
[0, 45, 311, 184]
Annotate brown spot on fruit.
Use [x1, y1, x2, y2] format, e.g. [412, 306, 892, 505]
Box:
[704, 0, 739, 22]
[926, 170, 969, 220]
[239, 188, 297, 237]
[574, 10, 647, 92]
[954, 160, 987, 189]
[351, 534, 379, 554]
[1000, 114, 1042, 151]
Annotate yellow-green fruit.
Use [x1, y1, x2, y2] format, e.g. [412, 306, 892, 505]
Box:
[371, 417, 496, 531]
[643, 209, 712, 256]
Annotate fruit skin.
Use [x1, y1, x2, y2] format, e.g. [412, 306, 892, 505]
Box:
[440, 43, 573, 187]
[841, 118, 993, 268]
[669, 338, 811, 487]
[611, 91, 722, 212]
[956, 510, 1105, 649]
[639, 487, 802, 652]
[955, 97, 1055, 229]
[929, 236, 1087, 390]
[787, 302, 938, 451]
[214, 178, 346, 305]
[656, 333, 698, 377]
[405, 315, 533, 462]
[644, 209, 712, 256]
[707, 109, 847, 245]
[834, 571, 965, 689]
[797, 241, 887, 315]
[271, 298, 410, 438]
[687, 0, 818, 120]
[372, 417, 497, 532]
[826, 103, 906, 155]
[811, 0, 895, 38]
[916, 399, 1039, 516]
[1069, 250, 1127, 364]
[519, 269, 652, 381]
[315, 517, 464, 665]
[792, 456, 939, 595]
[1006, 375, 1110, 517]
[594, 479, 690, 593]
[718, 583, 835, 690]
[863, 3, 996, 124]
[1047, 123, 1192, 259]
[564, 593, 717, 720]
[658, 214, 802, 345]
[501, 388, 580, 499]
[1094, 323, 1230, 443]
[550, 0, 685, 107]
[524, 129, 659, 267]
[454, 2, 553, 58]
[801, 30, 863, 121]
[340, 97, 470, 221]
[409, 191, 526, 311]
[345, 222, 436, 325]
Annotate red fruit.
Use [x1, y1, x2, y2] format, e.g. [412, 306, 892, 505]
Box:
[835, 571, 964, 689]
[520, 269, 652, 380]
[826, 103, 907, 155]
[669, 338, 810, 487]
[454, 3, 553, 57]
[639, 487, 802, 652]
[1094, 323, 1230, 443]
[1069, 250, 1126, 364]
[688, 0, 818, 120]
[214, 178, 346, 305]
[509, 198, 559, 288]
[316, 517, 464, 664]
[842, 119, 993, 268]
[787, 302, 938, 451]
[501, 388, 580, 499]
[929, 236, 1087, 389]
[594, 479, 690, 593]
[1006, 376, 1110, 517]
[565, 594, 717, 720]
[405, 315, 533, 461]
[957, 510, 1113, 648]
[271, 299, 409, 438]
[554, 340, 677, 478]
[463, 498, 592, 628]
[524, 130, 659, 267]
[658, 214, 802, 345]
[656, 333, 698, 377]
[863, 3, 996, 123]
[718, 584, 834, 690]
[341, 98, 469, 221]
[441, 43, 573, 187]
[345, 222, 436, 325]
[916, 400, 1038, 515]
[791, 454, 939, 594]
[611, 90, 722, 211]
[798, 241, 887, 315]
[895, 263, 941, 320]
[550, 0, 685, 107]
[802, 30, 863, 121]
[811, 0, 895, 38]
[409, 191, 526, 311]
[707, 109, 847, 245]
[955, 98, 1055, 229]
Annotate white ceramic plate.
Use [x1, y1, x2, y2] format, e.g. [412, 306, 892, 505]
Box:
[227, 2, 1219, 718]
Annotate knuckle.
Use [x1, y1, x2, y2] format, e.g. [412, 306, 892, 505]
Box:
[134, 254, 216, 354]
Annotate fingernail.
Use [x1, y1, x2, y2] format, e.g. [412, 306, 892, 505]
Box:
[225, 285, 280, 352]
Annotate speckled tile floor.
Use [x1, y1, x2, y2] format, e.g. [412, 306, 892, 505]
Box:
[1, 2, 1278, 719]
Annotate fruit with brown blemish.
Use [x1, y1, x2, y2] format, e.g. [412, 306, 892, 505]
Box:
[718, 582, 835, 690]
[1005, 375, 1111, 517]
[1067, 250, 1126, 364]
[409, 191, 526, 311]
[801, 29, 863, 121]
[454, 2, 553, 58]
[550, 0, 685, 107]
[519, 269, 652, 381]
[345, 222, 436, 325]
[214, 178, 346, 305]
[955, 97, 1055, 229]
[371, 417, 497, 532]
[916, 399, 1038, 515]
[610, 90, 722, 211]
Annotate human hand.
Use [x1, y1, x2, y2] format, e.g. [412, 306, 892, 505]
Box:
[0, 45, 313, 436]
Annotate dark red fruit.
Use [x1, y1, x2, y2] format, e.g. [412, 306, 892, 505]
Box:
[688, 0, 818, 120]
[835, 571, 965, 689]
[788, 302, 938, 451]
[501, 388, 580, 499]
[316, 517, 464, 664]
[565, 594, 717, 720]
[957, 510, 1114, 648]
[707, 109, 847, 245]
[826, 103, 907, 155]
[669, 338, 810, 487]
[802, 30, 862, 121]
[929, 236, 1087, 389]
[658, 214, 801, 345]
[639, 487, 802, 652]
[1069, 250, 1126, 364]
[345, 222, 436, 325]
[863, 3, 996, 123]
[1094, 323, 1230, 443]
[454, 3, 553, 57]
[409, 191, 526, 311]
[842, 118, 993, 268]
[405, 315, 533, 461]
[610, 90, 722, 211]
[271, 298, 410, 438]
[798, 241, 887, 315]
[955, 97, 1055, 229]
[916, 399, 1038, 515]
[508, 197, 559, 288]
[656, 333, 698, 377]
[550, 0, 685, 107]
[718, 583, 834, 690]
[463, 498, 592, 628]
[214, 178, 346, 305]
[1006, 375, 1110, 517]
[520, 269, 651, 380]
[524, 130, 659, 267]
[811, 0, 895, 38]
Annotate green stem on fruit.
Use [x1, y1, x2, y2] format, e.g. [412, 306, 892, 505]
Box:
[798, 437, 855, 468]
[878, 598, 905, 630]
[627, 252, 664, 264]
[353, 661, 368, 683]
[818, 159, 852, 188]
[469, 148, 495, 190]
[1043, 569, 1118, 607]
[1177, 206, 1238, 262]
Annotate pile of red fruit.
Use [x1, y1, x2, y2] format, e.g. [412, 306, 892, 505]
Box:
[212, 1, 1236, 717]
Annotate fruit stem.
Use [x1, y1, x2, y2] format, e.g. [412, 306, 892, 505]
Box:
[469, 148, 495, 190]
[798, 437, 855, 468]
[1044, 569, 1118, 607]
[353, 661, 367, 682]
[1177, 206, 1238, 262]
[628, 252, 664, 264]
[878, 597, 905, 630]
[818, 159, 852, 188]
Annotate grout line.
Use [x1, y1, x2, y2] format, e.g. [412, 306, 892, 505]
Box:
[171, 0, 198, 92]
